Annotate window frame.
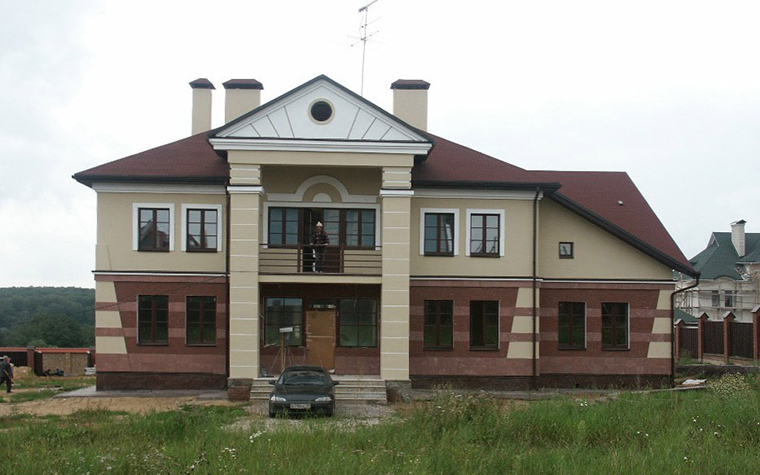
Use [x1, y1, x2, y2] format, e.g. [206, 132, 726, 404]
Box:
[466, 209, 505, 257]
[601, 302, 629, 350]
[558, 301, 586, 350]
[264, 297, 304, 347]
[338, 298, 378, 348]
[181, 204, 223, 252]
[724, 290, 734, 308]
[420, 208, 459, 256]
[137, 295, 169, 345]
[264, 205, 380, 249]
[134, 204, 175, 252]
[559, 242, 574, 259]
[424, 300, 454, 350]
[186, 296, 217, 346]
[469, 300, 499, 350]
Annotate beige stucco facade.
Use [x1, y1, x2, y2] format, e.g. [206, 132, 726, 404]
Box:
[95, 189, 226, 273]
[538, 199, 673, 280]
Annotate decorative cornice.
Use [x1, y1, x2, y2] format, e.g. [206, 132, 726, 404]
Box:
[227, 185, 265, 194]
[209, 138, 432, 155]
[380, 189, 414, 197]
[92, 183, 226, 194]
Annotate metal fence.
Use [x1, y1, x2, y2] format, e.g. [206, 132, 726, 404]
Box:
[702, 321, 724, 355]
[729, 321, 754, 359]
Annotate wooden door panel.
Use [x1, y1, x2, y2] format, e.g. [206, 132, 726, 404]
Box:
[306, 309, 336, 369]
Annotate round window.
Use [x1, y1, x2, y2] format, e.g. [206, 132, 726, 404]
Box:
[310, 101, 333, 122]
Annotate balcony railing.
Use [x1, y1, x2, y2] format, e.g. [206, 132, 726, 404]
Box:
[259, 244, 382, 276]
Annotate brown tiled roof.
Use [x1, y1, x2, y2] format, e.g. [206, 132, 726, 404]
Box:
[73, 132, 228, 187]
[72, 127, 692, 274]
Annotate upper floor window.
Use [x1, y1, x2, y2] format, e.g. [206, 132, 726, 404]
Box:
[186, 296, 216, 345]
[138, 208, 171, 251]
[423, 211, 456, 256]
[558, 302, 585, 349]
[602, 302, 629, 350]
[469, 214, 500, 256]
[268, 208, 299, 246]
[724, 291, 734, 308]
[267, 207, 377, 248]
[185, 208, 219, 252]
[424, 300, 454, 350]
[470, 300, 499, 349]
[338, 299, 378, 347]
[711, 290, 720, 307]
[138, 295, 169, 344]
[559, 242, 574, 259]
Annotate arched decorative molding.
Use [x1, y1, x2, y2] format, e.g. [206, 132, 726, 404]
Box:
[267, 175, 376, 204]
[312, 192, 332, 203]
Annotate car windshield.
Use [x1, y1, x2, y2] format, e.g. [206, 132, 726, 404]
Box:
[278, 370, 329, 386]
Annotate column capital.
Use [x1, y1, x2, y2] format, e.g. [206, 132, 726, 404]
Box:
[227, 185, 264, 195]
[380, 189, 414, 197]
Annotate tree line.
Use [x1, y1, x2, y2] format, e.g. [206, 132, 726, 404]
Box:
[0, 287, 94, 348]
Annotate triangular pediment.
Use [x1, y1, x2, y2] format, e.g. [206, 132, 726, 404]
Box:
[213, 75, 429, 144]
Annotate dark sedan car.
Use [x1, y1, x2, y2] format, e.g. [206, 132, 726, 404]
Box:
[268, 366, 339, 417]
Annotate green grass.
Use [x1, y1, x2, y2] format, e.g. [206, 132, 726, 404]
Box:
[1, 375, 758, 474]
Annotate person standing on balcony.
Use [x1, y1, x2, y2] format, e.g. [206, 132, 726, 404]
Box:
[310, 222, 330, 272]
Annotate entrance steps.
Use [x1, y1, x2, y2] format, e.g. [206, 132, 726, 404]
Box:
[251, 375, 387, 403]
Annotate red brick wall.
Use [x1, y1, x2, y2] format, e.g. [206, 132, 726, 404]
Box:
[410, 280, 533, 377]
[94, 275, 227, 384]
[539, 282, 672, 378]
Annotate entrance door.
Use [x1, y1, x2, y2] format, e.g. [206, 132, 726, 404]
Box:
[306, 309, 336, 369]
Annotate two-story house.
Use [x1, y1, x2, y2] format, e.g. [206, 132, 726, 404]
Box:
[74, 75, 695, 392]
[677, 220, 760, 323]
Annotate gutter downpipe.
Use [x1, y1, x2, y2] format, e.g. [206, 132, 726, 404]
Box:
[532, 187, 540, 390]
[225, 189, 232, 386]
[670, 271, 700, 387]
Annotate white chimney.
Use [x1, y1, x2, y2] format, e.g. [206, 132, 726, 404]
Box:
[223, 79, 263, 123]
[391, 79, 430, 131]
[189, 78, 215, 134]
[731, 219, 746, 256]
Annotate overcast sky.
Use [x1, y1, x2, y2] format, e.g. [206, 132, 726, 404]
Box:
[1, 0, 758, 288]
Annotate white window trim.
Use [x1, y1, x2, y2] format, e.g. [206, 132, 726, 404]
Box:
[420, 208, 460, 256]
[181, 204, 224, 252]
[133, 203, 175, 251]
[465, 209, 506, 257]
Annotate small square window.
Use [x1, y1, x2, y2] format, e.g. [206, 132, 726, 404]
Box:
[559, 242, 574, 259]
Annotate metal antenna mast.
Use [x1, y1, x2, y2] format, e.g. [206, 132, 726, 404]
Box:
[357, 0, 379, 96]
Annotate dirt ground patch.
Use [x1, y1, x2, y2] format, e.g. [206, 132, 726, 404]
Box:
[0, 394, 235, 417]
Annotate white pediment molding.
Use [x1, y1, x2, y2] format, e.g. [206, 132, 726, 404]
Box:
[210, 76, 432, 154]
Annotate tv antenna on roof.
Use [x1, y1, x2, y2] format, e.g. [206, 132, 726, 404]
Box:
[354, 0, 380, 96]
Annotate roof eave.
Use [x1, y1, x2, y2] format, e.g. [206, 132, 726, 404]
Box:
[412, 180, 562, 193]
[72, 174, 228, 189]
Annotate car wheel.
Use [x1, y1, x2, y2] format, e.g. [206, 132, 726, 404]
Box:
[269, 411, 276, 418]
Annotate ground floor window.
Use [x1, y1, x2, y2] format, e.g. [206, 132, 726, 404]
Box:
[558, 302, 585, 349]
[424, 300, 454, 349]
[138, 295, 168, 344]
[265, 298, 303, 346]
[338, 299, 377, 347]
[470, 300, 499, 349]
[186, 296, 216, 345]
[602, 302, 629, 349]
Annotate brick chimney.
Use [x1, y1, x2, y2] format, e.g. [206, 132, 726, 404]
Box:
[391, 79, 430, 131]
[189, 78, 215, 134]
[731, 220, 746, 257]
[223, 79, 263, 123]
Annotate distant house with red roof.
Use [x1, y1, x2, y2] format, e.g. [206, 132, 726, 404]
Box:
[74, 75, 694, 393]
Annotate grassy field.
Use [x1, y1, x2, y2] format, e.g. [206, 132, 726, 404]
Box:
[1, 374, 758, 474]
[0, 375, 94, 404]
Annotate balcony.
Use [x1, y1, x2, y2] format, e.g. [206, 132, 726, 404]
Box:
[260, 244, 382, 276]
